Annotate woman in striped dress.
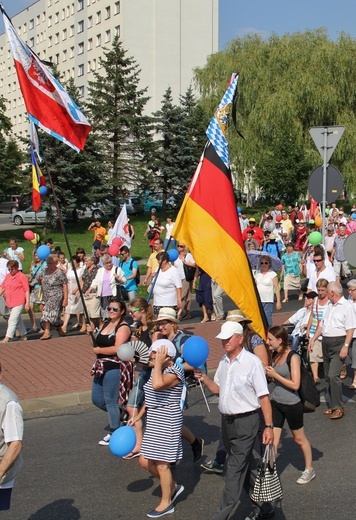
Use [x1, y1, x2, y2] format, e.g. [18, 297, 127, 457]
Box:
[129, 340, 185, 518]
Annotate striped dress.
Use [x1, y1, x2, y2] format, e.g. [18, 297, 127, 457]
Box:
[141, 364, 185, 462]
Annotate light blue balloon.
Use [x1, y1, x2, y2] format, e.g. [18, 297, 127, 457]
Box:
[167, 248, 179, 262]
[182, 336, 209, 367]
[109, 426, 136, 457]
[237, 206, 242, 213]
[39, 186, 48, 196]
[36, 245, 51, 260]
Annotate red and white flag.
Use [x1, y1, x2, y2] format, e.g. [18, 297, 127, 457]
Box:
[1, 8, 91, 152]
[108, 204, 132, 248]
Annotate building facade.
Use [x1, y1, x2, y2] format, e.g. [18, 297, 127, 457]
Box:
[0, 0, 218, 139]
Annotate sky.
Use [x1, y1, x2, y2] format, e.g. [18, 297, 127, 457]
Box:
[1, 0, 356, 47]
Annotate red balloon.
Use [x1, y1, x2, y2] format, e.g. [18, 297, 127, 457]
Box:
[275, 215, 282, 222]
[276, 204, 283, 211]
[112, 237, 124, 248]
[24, 230, 35, 240]
[108, 244, 120, 256]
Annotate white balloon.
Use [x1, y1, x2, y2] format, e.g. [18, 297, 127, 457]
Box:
[117, 343, 135, 361]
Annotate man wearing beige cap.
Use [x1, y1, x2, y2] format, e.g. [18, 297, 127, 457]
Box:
[195, 322, 274, 520]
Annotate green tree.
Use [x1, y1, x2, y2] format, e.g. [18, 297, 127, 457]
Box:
[194, 30, 356, 200]
[86, 37, 155, 199]
[0, 95, 24, 195]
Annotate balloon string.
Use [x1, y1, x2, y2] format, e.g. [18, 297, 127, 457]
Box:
[199, 380, 211, 413]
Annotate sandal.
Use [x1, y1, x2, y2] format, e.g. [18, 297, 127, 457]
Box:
[323, 408, 333, 415]
[313, 378, 321, 384]
[123, 451, 140, 460]
[349, 383, 356, 390]
[282, 299, 289, 303]
[340, 364, 347, 379]
[330, 408, 344, 420]
[40, 332, 52, 340]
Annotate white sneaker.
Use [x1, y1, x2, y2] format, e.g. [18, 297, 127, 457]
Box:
[98, 433, 111, 446]
[296, 468, 316, 484]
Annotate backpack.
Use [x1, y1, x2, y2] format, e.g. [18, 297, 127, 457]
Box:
[120, 259, 140, 287]
[286, 351, 320, 413]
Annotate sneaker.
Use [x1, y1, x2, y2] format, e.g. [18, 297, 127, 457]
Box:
[296, 468, 316, 485]
[98, 433, 111, 446]
[200, 459, 224, 474]
[192, 438, 204, 463]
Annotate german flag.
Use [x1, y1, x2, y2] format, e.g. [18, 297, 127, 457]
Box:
[172, 74, 267, 338]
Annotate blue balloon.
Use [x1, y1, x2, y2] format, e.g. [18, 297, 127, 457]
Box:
[109, 426, 136, 457]
[39, 186, 48, 196]
[36, 245, 51, 260]
[167, 248, 179, 262]
[182, 336, 209, 367]
[237, 206, 242, 213]
[352, 213, 356, 221]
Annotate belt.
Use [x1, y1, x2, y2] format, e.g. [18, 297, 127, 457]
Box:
[222, 409, 258, 423]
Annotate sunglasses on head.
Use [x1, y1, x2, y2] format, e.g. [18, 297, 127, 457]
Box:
[107, 306, 119, 312]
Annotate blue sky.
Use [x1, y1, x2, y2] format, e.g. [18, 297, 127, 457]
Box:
[1, 0, 355, 48]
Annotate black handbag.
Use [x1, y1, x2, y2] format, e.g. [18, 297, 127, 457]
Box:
[183, 261, 196, 282]
[250, 445, 283, 503]
[115, 268, 129, 301]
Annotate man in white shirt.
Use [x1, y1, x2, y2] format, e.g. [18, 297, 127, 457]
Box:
[194, 322, 273, 520]
[309, 281, 356, 420]
[0, 362, 24, 510]
[307, 247, 336, 293]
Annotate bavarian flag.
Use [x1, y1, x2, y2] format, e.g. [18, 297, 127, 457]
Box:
[172, 74, 267, 338]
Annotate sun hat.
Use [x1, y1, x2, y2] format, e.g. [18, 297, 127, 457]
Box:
[149, 339, 176, 358]
[304, 291, 318, 299]
[154, 307, 179, 324]
[249, 218, 256, 223]
[226, 309, 252, 324]
[216, 322, 243, 339]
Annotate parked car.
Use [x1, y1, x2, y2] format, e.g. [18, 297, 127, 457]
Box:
[0, 195, 21, 214]
[119, 195, 144, 215]
[10, 206, 70, 226]
[143, 195, 163, 213]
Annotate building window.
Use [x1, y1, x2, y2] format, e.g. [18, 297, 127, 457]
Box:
[71, 3, 74, 15]
[55, 53, 59, 65]
[78, 20, 84, 33]
[55, 12, 59, 23]
[92, 58, 96, 70]
[36, 15, 40, 26]
[105, 30, 111, 43]
[62, 29, 67, 40]
[96, 34, 101, 46]
[87, 38, 93, 50]
[48, 36, 52, 47]
[42, 13, 46, 22]
[78, 85, 84, 97]
[23, 23, 27, 33]
[114, 2, 120, 15]
[63, 49, 67, 61]
[48, 15, 52, 27]
[70, 25, 74, 37]
[70, 47, 74, 58]
[87, 61, 91, 72]
[87, 0, 91, 5]
[48, 0, 52, 6]
[29, 19, 34, 30]
[78, 42, 84, 54]
[29, 37, 34, 47]
[88, 15, 93, 28]
[115, 25, 120, 37]
[96, 11, 101, 24]
[78, 0, 84, 10]
[78, 64, 84, 76]
[105, 6, 111, 19]
[55, 33, 59, 44]
[66, 6, 70, 17]
[62, 9, 65, 20]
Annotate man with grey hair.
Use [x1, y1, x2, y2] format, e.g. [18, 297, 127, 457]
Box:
[309, 281, 356, 420]
[0, 362, 24, 510]
[332, 223, 351, 282]
[194, 322, 274, 520]
[347, 279, 356, 389]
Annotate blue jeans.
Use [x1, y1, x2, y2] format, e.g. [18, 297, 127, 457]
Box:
[262, 302, 273, 328]
[126, 368, 151, 408]
[92, 368, 121, 431]
[164, 238, 177, 250]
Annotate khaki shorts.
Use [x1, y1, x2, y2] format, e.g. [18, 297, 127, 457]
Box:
[309, 338, 323, 363]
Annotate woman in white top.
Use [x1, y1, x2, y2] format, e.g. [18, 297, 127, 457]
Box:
[4, 238, 25, 271]
[254, 255, 281, 328]
[152, 252, 182, 316]
[164, 216, 176, 250]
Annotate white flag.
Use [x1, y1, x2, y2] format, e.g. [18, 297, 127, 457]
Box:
[108, 204, 132, 248]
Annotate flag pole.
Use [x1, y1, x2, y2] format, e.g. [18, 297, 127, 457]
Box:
[40, 151, 96, 347]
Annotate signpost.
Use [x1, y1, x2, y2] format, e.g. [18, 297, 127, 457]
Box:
[308, 126, 346, 243]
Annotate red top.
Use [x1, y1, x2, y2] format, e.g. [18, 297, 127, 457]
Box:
[1, 271, 29, 307]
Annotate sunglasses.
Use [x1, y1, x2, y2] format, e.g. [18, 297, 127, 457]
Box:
[260, 261, 270, 265]
[107, 306, 119, 312]
[177, 245, 185, 248]
[313, 259, 323, 263]
[129, 307, 140, 314]
[158, 321, 171, 327]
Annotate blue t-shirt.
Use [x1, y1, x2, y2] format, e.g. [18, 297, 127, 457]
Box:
[120, 258, 138, 291]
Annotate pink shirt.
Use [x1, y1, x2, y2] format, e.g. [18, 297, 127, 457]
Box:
[102, 269, 112, 297]
[1, 271, 29, 308]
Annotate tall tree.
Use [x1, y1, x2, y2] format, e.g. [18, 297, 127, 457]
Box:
[86, 37, 155, 199]
[194, 30, 356, 200]
[0, 95, 24, 195]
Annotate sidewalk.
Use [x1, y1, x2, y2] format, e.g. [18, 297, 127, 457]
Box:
[0, 312, 290, 413]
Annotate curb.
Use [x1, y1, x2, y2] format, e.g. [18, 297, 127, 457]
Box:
[22, 391, 92, 413]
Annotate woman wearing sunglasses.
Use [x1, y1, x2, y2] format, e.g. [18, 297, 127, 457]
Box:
[254, 255, 282, 328]
[89, 298, 131, 446]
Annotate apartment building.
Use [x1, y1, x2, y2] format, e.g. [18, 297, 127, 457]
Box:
[0, 0, 218, 139]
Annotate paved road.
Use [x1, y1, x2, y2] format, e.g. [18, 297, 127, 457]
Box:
[3, 385, 355, 520]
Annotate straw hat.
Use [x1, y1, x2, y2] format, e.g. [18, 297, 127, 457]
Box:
[226, 309, 252, 324]
[154, 307, 179, 324]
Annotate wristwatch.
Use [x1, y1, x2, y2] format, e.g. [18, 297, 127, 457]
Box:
[344, 343, 349, 347]
[265, 425, 274, 429]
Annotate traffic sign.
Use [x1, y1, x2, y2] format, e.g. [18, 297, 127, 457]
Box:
[309, 126, 346, 163]
[308, 165, 343, 203]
